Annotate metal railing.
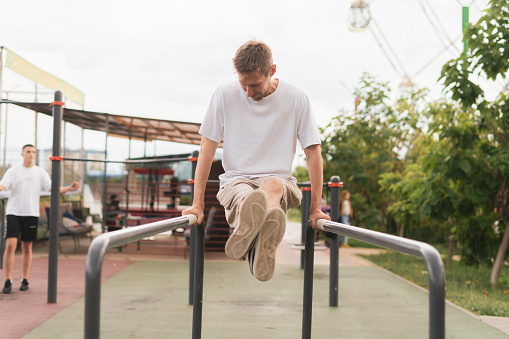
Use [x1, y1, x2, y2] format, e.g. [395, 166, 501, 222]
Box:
[83, 168, 445, 339]
[307, 219, 446, 339]
[84, 214, 197, 339]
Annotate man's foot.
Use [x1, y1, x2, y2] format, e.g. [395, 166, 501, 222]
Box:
[2, 280, 12, 294]
[225, 190, 268, 260]
[248, 207, 286, 282]
[20, 279, 29, 291]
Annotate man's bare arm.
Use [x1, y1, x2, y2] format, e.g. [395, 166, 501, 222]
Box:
[182, 136, 219, 225]
[59, 181, 80, 194]
[303, 144, 331, 228]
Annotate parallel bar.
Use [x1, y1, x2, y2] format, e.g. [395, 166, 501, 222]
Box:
[192, 222, 205, 339]
[300, 186, 310, 269]
[191, 149, 204, 339]
[84, 215, 197, 339]
[315, 220, 445, 339]
[301, 204, 315, 339]
[328, 176, 340, 307]
[47, 91, 63, 304]
[189, 150, 198, 305]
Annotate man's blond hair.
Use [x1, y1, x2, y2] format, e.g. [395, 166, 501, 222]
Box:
[233, 40, 273, 75]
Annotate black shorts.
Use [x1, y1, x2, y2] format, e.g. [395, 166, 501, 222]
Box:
[5, 215, 39, 242]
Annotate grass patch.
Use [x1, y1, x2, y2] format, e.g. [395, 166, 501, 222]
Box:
[362, 251, 509, 317]
[345, 238, 384, 249]
[287, 207, 302, 223]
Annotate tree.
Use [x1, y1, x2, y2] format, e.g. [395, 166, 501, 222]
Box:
[440, 0, 509, 287]
[421, 101, 499, 267]
[322, 74, 427, 231]
[379, 162, 427, 238]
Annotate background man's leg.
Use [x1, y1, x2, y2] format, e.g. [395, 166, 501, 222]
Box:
[3, 238, 17, 280]
[21, 241, 33, 280]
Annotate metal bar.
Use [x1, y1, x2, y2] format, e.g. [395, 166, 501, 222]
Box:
[101, 118, 109, 233]
[0, 198, 5, 269]
[0, 48, 3, 175]
[126, 126, 132, 216]
[34, 113, 38, 165]
[328, 176, 340, 307]
[301, 205, 315, 339]
[62, 121, 66, 187]
[48, 91, 63, 304]
[84, 214, 197, 339]
[192, 221, 205, 339]
[300, 186, 310, 269]
[80, 128, 85, 194]
[0, 47, 3, 101]
[188, 150, 198, 305]
[315, 219, 446, 339]
[60, 156, 191, 164]
[3, 94, 8, 173]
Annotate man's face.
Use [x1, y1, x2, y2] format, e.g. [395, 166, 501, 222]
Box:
[22, 146, 36, 165]
[238, 67, 275, 101]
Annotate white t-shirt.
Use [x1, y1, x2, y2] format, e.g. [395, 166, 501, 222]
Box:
[0, 165, 52, 217]
[200, 79, 321, 188]
[342, 200, 351, 216]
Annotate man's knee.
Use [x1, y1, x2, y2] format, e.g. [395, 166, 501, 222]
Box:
[261, 177, 284, 194]
[21, 241, 33, 252]
[4, 238, 17, 251]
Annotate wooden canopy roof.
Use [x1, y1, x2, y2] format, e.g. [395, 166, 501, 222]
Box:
[0, 100, 213, 146]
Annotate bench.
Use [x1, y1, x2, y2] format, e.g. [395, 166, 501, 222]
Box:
[45, 203, 94, 253]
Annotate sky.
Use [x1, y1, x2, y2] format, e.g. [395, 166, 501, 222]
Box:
[0, 0, 492, 164]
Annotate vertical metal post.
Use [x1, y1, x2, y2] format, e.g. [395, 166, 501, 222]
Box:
[80, 128, 85, 196]
[300, 185, 311, 269]
[301, 189, 314, 339]
[426, 247, 446, 339]
[0, 48, 4, 178]
[0, 47, 3, 175]
[126, 122, 132, 215]
[188, 150, 198, 305]
[48, 91, 63, 303]
[329, 176, 340, 307]
[192, 220, 205, 339]
[141, 133, 147, 210]
[101, 117, 109, 233]
[34, 113, 38, 165]
[189, 150, 204, 339]
[61, 122, 66, 187]
[0, 199, 5, 269]
[3, 93, 8, 173]
[0, 47, 3, 102]
[0, 48, 3, 151]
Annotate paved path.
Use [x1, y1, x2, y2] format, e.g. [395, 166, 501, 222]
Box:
[0, 257, 132, 338]
[0, 221, 507, 338]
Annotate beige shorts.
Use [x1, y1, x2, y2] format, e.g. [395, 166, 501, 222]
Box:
[216, 176, 302, 228]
